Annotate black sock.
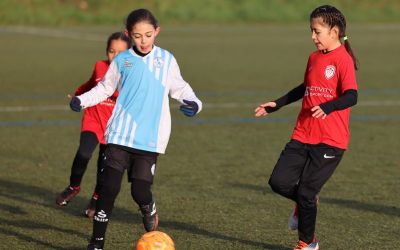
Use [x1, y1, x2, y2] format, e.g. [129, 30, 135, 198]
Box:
[92, 167, 123, 245]
[69, 153, 90, 186]
[94, 144, 107, 194]
[69, 131, 98, 186]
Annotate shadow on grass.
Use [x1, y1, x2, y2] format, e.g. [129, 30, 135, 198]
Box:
[322, 197, 399, 217]
[0, 178, 141, 222]
[0, 178, 291, 249]
[1, 217, 88, 239]
[229, 182, 273, 194]
[0, 178, 140, 248]
[0, 227, 81, 250]
[162, 220, 291, 250]
[0, 202, 27, 215]
[229, 182, 400, 217]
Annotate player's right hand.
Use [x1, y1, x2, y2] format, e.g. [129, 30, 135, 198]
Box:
[69, 96, 82, 112]
[254, 102, 277, 117]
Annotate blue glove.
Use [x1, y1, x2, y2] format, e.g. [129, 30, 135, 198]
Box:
[179, 99, 198, 117]
[69, 96, 82, 112]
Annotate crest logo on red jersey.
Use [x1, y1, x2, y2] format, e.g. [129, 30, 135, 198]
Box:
[324, 65, 336, 80]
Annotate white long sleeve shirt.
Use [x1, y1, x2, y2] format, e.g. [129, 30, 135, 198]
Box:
[77, 46, 202, 153]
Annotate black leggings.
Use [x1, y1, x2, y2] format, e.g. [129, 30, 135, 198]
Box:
[69, 131, 106, 194]
[92, 166, 152, 243]
[268, 140, 344, 244]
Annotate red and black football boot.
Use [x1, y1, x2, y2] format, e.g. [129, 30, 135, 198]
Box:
[56, 186, 80, 206]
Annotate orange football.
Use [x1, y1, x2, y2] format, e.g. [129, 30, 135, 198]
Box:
[136, 231, 175, 250]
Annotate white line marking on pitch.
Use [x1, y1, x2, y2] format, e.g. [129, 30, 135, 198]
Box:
[1, 101, 400, 112]
[0, 27, 104, 41]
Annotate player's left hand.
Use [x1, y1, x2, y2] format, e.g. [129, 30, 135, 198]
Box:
[311, 105, 327, 119]
[254, 101, 277, 117]
[180, 99, 199, 117]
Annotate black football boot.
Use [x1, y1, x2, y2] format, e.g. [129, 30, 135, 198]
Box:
[139, 200, 158, 232]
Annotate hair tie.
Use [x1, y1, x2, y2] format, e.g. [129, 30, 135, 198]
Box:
[342, 36, 348, 42]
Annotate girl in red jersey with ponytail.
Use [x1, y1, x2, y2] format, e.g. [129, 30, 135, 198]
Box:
[255, 5, 358, 250]
[56, 32, 131, 218]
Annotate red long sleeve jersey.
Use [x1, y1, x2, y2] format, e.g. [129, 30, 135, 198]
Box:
[291, 45, 358, 149]
[75, 60, 118, 144]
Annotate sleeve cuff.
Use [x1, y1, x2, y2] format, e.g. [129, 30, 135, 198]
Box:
[319, 102, 334, 115]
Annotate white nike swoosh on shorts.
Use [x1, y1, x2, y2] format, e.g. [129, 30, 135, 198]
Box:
[323, 154, 335, 159]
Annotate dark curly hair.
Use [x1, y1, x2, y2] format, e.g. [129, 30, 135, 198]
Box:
[311, 5, 358, 70]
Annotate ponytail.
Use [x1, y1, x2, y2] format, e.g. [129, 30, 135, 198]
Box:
[343, 40, 359, 71]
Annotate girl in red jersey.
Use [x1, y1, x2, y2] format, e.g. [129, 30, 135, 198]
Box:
[56, 32, 131, 218]
[255, 5, 358, 250]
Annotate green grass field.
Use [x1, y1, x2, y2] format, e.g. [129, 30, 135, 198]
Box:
[0, 24, 399, 249]
[2, 0, 400, 25]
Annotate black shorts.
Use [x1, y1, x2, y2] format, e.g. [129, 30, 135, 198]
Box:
[269, 139, 345, 197]
[104, 144, 159, 183]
